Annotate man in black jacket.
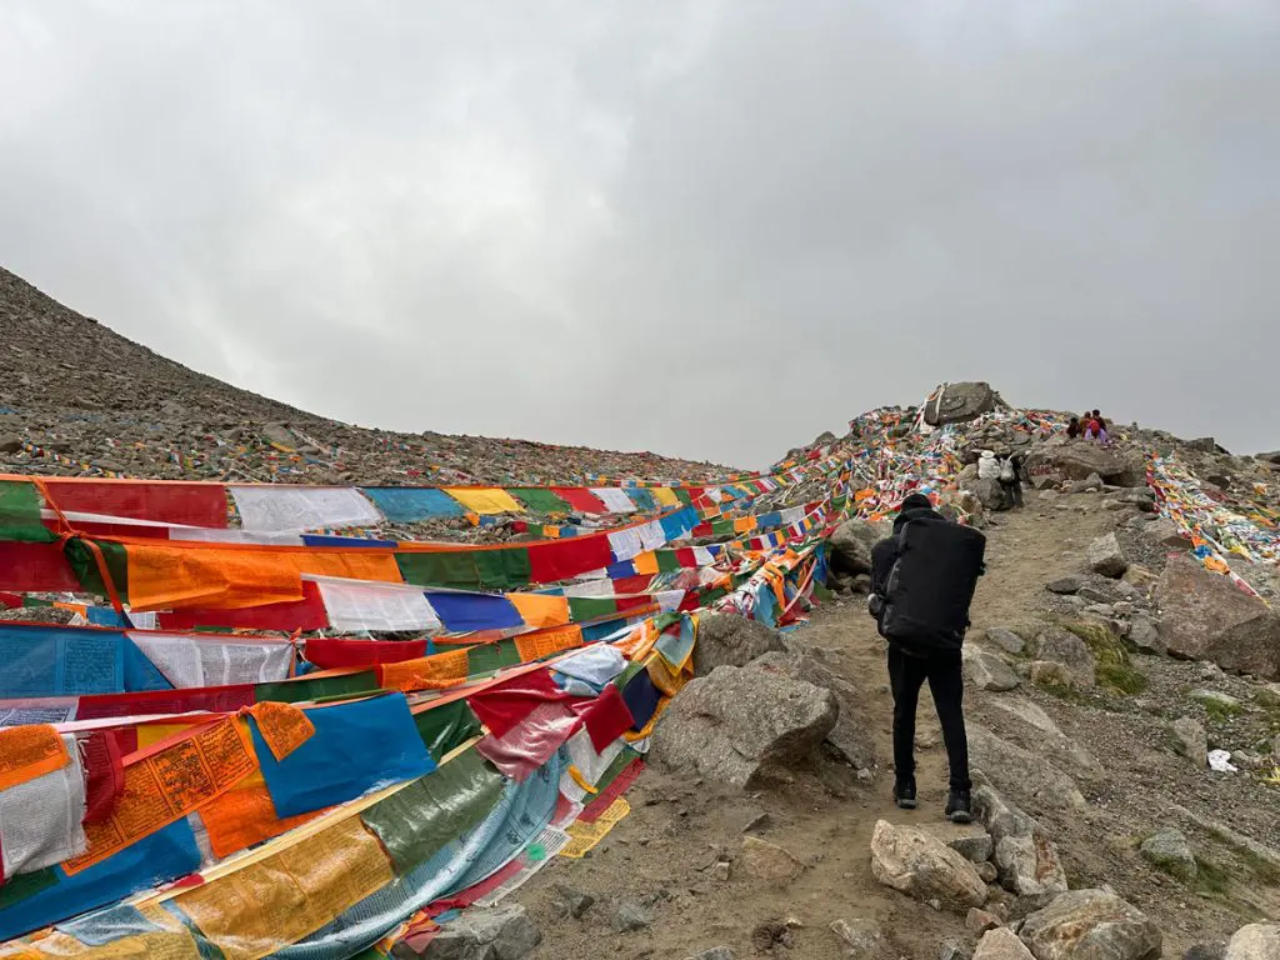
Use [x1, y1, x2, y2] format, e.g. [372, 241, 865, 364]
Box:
[869, 492, 973, 822]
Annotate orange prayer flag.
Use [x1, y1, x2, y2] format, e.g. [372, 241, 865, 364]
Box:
[248, 702, 316, 761]
[198, 769, 328, 860]
[508, 592, 571, 628]
[379, 648, 470, 693]
[125, 542, 403, 611]
[514, 624, 583, 663]
[0, 724, 69, 792]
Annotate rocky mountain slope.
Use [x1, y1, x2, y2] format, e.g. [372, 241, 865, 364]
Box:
[0, 267, 737, 486]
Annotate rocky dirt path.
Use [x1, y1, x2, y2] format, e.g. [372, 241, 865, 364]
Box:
[512, 494, 1280, 959]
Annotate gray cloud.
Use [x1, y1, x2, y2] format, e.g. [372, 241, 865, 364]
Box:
[3, 0, 1278, 468]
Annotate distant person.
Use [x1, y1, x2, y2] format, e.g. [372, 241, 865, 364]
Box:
[998, 452, 1024, 509]
[868, 493, 986, 823]
[1091, 410, 1111, 446]
[1066, 416, 1081, 439]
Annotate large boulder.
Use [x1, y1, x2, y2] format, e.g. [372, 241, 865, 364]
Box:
[1224, 924, 1280, 960]
[1155, 556, 1280, 680]
[924, 382, 1001, 426]
[968, 726, 1087, 811]
[1018, 890, 1162, 960]
[770, 645, 876, 769]
[420, 904, 541, 960]
[961, 472, 1009, 511]
[869, 819, 989, 909]
[693, 613, 785, 675]
[652, 659, 837, 788]
[964, 648, 1021, 692]
[1088, 534, 1129, 579]
[971, 784, 1067, 897]
[1026, 443, 1146, 488]
[829, 518, 886, 577]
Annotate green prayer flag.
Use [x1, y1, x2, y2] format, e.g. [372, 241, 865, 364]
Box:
[360, 749, 505, 873]
[509, 488, 573, 514]
[413, 698, 483, 761]
[0, 480, 54, 542]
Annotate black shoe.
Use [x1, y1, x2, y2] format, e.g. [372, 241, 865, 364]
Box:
[893, 778, 917, 810]
[946, 789, 972, 823]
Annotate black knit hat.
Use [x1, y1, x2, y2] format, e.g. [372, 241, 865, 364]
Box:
[899, 493, 932, 512]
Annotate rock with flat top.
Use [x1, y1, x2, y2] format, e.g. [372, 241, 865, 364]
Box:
[1019, 890, 1162, 960]
[1089, 533, 1129, 578]
[692, 613, 784, 674]
[741, 835, 806, 885]
[653, 659, 837, 787]
[1155, 556, 1280, 680]
[870, 819, 988, 910]
[974, 928, 1035, 960]
[1224, 923, 1280, 960]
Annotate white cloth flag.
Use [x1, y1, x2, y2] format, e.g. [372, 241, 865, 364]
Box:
[128, 632, 294, 688]
[693, 546, 716, 567]
[656, 590, 686, 613]
[311, 577, 441, 633]
[636, 519, 666, 552]
[607, 527, 644, 563]
[554, 645, 627, 688]
[780, 506, 805, 526]
[230, 486, 382, 533]
[590, 488, 637, 514]
[563, 579, 616, 598]
[559, 730, 627, 803]
[0, 734, 87, 876]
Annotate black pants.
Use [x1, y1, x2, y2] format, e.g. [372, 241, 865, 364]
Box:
[1000, 478, 1023, 508]
[887, 642, 971, 791]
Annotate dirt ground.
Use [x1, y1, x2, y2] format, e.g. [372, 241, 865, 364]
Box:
[515, 493, 1280, 959]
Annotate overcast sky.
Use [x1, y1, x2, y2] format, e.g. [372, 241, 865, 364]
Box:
[2, 1, 1278, 468]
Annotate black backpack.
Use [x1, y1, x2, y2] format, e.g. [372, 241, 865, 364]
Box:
[880, 517, 986, 652]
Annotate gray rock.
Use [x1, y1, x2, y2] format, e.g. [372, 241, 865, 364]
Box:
[1143, 518, 1190, 549]
[553, 883, 595, 920]
[1171, 717, 1208, 768]
[870, 819, 988, 909]
[920, 822, 996, 864]
[611, 899, 653, 933]
[971, 785, 1067, 898]
[830, 918, 883, 959]
[652, 659, 838, 788]
[829, 518, 885, 576]
[965, 648, 1021, 692]
[1089, 533, 1129, 578]
[767, 646, 876, 770]
[989, 699, 1101, 776]
[1140, 829, 1197, 882]
[1224, 923, 1280, 960]
[0, 435, 21, 454]
[942, 938, 976, 960]
[987, 628, 1027, 655]
[1046, 577, 1083, 595]
[1032, 629, 1097, 688]
[963, 473, 1010, 511]
[1128, 617, 1163, 655]
[974, 928, 1036, 960]
[686, 949, 737, 960]
[1025, 443, 1146, 487]
[924, 382, 1000, 426]
[421, 904, 541, 960]
[1019, 889, 1162, 960]
[969, 726, 1086, 811]
[692, 613, 784, 674]
[1155, 556, 1280, 680]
